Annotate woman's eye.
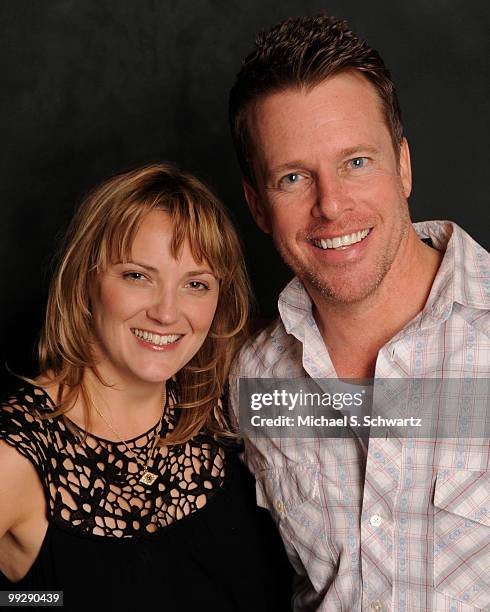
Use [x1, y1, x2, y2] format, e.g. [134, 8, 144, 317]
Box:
[348, 157, 368, 169]
[123, 272, 146, 282]
[186, 281, 209, 291]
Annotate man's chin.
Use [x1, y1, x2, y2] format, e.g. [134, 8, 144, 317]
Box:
[301, 269, 384, 305]
[275, 242, 387, 305]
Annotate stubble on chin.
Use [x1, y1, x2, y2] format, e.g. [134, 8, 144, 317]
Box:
[272, 201, 410, 306]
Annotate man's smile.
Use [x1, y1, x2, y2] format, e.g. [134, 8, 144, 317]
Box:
[312, 228, 371, 250]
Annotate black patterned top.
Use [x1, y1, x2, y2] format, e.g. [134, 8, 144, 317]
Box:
[0, 383, 293, 610]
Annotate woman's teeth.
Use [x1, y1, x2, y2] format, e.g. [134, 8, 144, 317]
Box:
[313, 228, 370, 250]
[131, 329, 182, 346]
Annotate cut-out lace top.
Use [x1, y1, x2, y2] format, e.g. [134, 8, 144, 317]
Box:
[0, 383, 293, 610]
[1, 383, 225, 537]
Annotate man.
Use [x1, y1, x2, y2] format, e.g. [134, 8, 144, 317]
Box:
[228, 14, 490, 611]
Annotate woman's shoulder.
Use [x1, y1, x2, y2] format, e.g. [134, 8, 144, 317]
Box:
[0, 381, 58, 464]
[1, 381, 56, 419]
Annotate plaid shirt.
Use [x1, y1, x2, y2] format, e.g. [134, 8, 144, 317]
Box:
[230, 221, 490, 611]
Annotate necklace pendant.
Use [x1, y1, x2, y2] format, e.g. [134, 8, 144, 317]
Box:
[139, 469, 158, 486]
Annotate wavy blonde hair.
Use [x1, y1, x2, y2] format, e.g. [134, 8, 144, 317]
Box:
[38, 163, 251, 444]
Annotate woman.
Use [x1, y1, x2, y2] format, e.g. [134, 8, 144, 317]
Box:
[0, 164, 292, 609]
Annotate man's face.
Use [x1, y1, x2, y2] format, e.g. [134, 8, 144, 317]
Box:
[245, 71, 412, 304]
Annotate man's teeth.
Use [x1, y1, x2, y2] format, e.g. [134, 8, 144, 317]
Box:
[132, 329, 182, 346]
[313, 229, 370, 250]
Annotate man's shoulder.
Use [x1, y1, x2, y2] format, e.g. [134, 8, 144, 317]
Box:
[417, 221, 490, 326]
[445, 222, 490, 332]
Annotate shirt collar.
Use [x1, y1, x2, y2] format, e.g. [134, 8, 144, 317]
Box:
[278, 276, 313, 336]
[414, 221, 490, 326]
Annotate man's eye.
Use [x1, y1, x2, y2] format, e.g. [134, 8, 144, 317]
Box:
[348, 157, 368, 169]
[278, 172, 306, 190]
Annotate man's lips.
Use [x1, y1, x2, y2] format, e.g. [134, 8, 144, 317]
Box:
[311, 228, 371, 250]
[305, 226, 374, 264]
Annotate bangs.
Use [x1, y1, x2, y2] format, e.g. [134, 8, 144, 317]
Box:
[95, 192, 231, 283]
[168, 192, 230, 282]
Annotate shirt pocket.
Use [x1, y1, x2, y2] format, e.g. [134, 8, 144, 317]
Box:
[255, 465, 337, 594]
[433, 469, 490, 610]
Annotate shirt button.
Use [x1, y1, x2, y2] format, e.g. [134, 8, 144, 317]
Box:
[370, 601, 383, 611]
[370, 514, 382, 527]
[275, 499, 284, 513]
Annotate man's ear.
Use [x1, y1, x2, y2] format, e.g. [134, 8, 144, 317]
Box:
[399, 137, 412, 198]
[243, 180, 272, 234]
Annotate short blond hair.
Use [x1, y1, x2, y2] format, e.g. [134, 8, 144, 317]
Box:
[39, 163, 251, 444]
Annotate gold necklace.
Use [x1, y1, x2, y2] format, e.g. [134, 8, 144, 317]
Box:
[91, 389, 166, 486]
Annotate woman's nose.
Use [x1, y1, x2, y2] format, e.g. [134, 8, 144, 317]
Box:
[146, 289, 180, 325]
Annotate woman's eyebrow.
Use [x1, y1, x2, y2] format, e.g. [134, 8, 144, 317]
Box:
[119, 261, 216, 277]
[119, 260, 159, 272]
[184, 269, 215, 277]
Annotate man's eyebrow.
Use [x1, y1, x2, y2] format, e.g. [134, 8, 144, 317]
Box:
[338, 144, 379, 158]
[264, 160, 307, 181]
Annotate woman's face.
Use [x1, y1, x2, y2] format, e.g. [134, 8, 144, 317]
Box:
[89, 209, 219, 386]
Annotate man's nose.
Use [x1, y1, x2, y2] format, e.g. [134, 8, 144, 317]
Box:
[312, 171, 353, 221]
[146, 288, 180, 324]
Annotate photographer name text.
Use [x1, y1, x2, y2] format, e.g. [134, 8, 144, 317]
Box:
[249, 414, 422, 428]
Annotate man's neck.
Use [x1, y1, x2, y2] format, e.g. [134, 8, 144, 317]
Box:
[310, 231, 443, 378]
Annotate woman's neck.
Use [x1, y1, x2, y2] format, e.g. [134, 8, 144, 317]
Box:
[51, 368, 168, 441]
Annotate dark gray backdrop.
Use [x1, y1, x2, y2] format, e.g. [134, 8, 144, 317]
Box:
[1, 0, 488, 386]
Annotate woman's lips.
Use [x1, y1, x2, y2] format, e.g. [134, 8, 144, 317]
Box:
[131, 328, 183, 351]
